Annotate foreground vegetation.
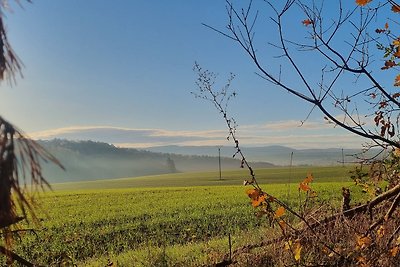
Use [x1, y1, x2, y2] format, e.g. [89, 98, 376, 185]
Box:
[0, 166, 366, 266]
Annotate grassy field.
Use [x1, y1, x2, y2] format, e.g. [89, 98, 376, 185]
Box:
[51, 165, 354, 190]
[6, 166, 364, 266]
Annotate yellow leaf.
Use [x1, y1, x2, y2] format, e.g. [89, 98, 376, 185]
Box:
[356, 0, 372, 6]
[284, 240, 292, 250]
[274, 206, 285, 218]
[377, 225, 385, 238]
[393, 39, 400, 46]
[294, 241, 302, 261]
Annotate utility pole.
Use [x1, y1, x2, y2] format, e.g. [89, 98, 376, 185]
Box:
[218, 146, 222, 180]
[342, 148, 345, 168]
[287, 151, 293, 201]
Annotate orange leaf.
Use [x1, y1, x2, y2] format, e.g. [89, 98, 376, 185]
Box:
[302, 19, 313, 26]
[356, 0, 372, 6]
[246, 188, 260, 199]
[299, 182, 311, 192]
[393, 92, 400, 98]
[392, 5, 400, 13]
[394, 47, 400, 58]
[390, 246, 399, 257]
[251, 194, 266, 207]
[304, 173, 313, 184]
[395, 74, 400, 86]
[357, 235, 372, 249]
[246, 188, 266, 207]
[274, 206, 285, 218]
[382, 60, 396, 70]
[385, 22, 389, 29]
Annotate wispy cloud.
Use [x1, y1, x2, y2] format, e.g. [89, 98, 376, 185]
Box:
[28, 121, 366, 149]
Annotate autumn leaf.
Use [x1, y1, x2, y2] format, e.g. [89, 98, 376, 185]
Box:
[246, 188, 266, 207]
[394, 48, 400, 58]
[377, 225, 385, 238]
[274, 206, 285, 218]
[376, 23, 389, 33]
[302, 19, 313, 26]
[393, 39, 400, 46]
[392, 4, 400, 13]
[356, 235, 372, 249]
[381, 60, 396, 70]
[246, 188, 259, 198]
[251, 194, 266, 207]
[390, 246, 399, 257]
[299, 182, 311, 191]
[304, 173, 313, 183]
[356, 0, 372, 6]
[293, 241, 302, 261]
[284, 240, 292, 250]
[394, 74, 400, 86]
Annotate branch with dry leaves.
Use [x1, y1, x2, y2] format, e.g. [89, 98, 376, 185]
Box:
[204, 0, 400, 152]
[194, 63, 400, 265]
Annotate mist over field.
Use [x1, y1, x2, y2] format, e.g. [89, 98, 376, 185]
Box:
[145, 145, 377, 166]
[32, 139, 376, 184]
[36, 139, 274, 183]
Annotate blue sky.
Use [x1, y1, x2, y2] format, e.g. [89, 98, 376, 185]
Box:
[0, 0, 381, 149]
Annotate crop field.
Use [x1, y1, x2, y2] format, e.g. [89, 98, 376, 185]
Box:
[51, 165, 354, 190]
[5, 166, 366, 266]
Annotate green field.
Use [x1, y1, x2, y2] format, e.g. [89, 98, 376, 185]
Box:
[6, 166, 362, 266]
[51, 166, 354, 190]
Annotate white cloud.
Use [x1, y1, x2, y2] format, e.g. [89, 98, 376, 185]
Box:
[28, 120, 366, 149]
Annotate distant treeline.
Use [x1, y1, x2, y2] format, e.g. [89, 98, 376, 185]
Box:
[34, 139, 274, 183]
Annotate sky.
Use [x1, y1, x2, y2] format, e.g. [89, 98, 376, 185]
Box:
[0, 0, 384, 149]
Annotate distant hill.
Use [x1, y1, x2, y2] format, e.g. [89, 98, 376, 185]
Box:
[145, 145, 377, 166]
[36, 139, 274, 183]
